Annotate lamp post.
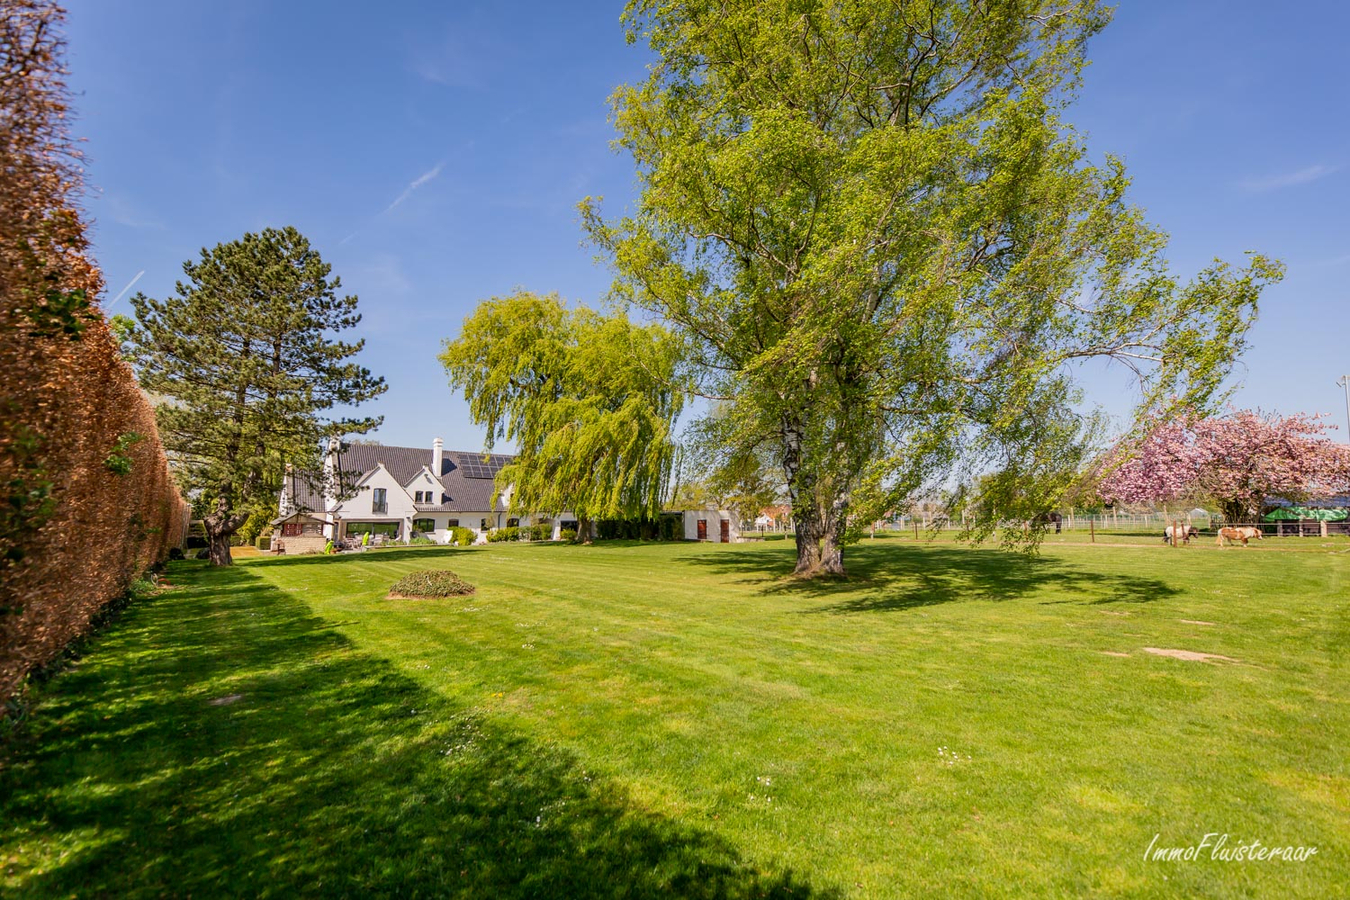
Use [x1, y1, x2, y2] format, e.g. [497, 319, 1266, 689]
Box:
[1339, 376, 1350, 443]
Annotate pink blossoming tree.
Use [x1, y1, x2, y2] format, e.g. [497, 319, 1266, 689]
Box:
[1100, 410, 1350, 522]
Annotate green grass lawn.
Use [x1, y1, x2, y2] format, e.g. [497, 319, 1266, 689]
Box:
[3, 539, 1345, 897]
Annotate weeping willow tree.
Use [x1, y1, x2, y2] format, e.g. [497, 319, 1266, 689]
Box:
[440, 290, 685, 539]
[584, 0, 1282, 575]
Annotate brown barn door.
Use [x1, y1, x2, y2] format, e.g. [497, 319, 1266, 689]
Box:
[720, 519, 730, 543]
[697, 519, 707, 541]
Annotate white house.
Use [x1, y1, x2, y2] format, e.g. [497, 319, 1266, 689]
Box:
[276, 437, 576, 547]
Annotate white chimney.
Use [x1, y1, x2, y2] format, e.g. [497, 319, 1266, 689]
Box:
[322, 438, 342, 510]
[432, 437, 444, 477]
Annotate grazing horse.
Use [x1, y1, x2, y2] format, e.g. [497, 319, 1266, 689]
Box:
[1164, 524, 1199, 544]
[1217, 526, 1263, 547]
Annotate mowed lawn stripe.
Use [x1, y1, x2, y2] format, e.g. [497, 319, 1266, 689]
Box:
[4, 540, 1343, 897]
[239, 540, 1347, 897]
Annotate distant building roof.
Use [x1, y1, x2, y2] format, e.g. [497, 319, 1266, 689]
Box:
[282, 444, 514, 514]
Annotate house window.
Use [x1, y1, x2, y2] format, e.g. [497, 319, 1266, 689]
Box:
[346, 521, 399, 538]
[447, 519, 459, 527]
[372, 488, 387, 514]
[506, 518, 520, 528]
[413, 518, 435, 533]
[480, 518, 489, 531]
[282, 523, 302, 537]
[413, 490, 423, 503]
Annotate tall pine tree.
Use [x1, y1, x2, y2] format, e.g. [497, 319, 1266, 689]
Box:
[131, 227, 385, 565]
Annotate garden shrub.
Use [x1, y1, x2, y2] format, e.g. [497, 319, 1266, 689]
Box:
[529, 523, 552, 541]
[487, 526, 520, 543]
[559, 528, 577, 542]
[387, 569, 475, 599]
[448, 527, 476, 547]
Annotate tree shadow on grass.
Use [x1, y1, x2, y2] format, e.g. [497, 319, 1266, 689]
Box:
[0, 563, 834, 899]
[676, 543, 1177, 614]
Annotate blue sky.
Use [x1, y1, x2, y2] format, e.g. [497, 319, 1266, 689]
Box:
[65, 0, 1350, 451]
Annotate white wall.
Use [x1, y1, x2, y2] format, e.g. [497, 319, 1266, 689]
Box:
[331, 465, 416, 542]
[681, 510, 741, 542]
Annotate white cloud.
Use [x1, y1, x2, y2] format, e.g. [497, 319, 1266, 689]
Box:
[1239, 164, 1339, 192]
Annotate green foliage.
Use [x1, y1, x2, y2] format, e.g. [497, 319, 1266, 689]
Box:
[559, 528, 577, 543]
[440, 290, 685, 531]
[673, 421, 783, 524]
[448, 526, 476, 547]
[487, 526, 521, 543]
[103, 432, 145, 477]
[387, 569, 476, 598]
[108, 314, 138, 360]
[129, 227, 385, 564]
[0, 411, 56, 581]
[585, 0, 1282, 575]
[22, 286, 93, 340]
[528, 523, 552, 541]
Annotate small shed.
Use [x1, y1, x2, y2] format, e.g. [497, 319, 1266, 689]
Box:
[680, 509, 741, 543]
[270, 511, 330, 555]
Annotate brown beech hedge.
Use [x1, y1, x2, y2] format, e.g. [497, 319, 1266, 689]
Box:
[0, 1, 188, 708]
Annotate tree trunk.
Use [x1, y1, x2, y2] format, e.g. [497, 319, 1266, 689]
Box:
[781, 414, 825, 576]
[207, 530, 234, 566]
[792, 512, 822, 576]
[818, 488, 848, 576]
[203, 498, 250, 567]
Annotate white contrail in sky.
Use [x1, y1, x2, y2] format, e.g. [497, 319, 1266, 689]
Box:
[1239, 163, 1339, 192]
[340, 162, 445, 246]
[383, 162, 444, 214]
[107, 269, 145, 308]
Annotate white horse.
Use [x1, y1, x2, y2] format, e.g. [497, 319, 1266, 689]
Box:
[1163, 524, 1198, 544]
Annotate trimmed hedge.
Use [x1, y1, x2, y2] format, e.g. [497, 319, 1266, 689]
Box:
[387, 570, 476, 599]
[1, 5, 188, 709]
[594, 515, 682, 541]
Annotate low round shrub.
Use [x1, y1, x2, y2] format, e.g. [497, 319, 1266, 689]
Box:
[449, 526, 476, 547]
[387, 569, 476, 599]
[559, 528, 577, 542]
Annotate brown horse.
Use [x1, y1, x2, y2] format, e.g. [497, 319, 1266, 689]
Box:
[1216, 526, 1262, 547]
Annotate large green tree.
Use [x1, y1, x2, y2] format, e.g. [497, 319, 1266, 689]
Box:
[585, 0, 1282, 576]
[131, 227, 386, 565]
[440, 290, 684, 539]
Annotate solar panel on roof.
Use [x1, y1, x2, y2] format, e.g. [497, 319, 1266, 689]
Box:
[459, 454, 511, 479]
